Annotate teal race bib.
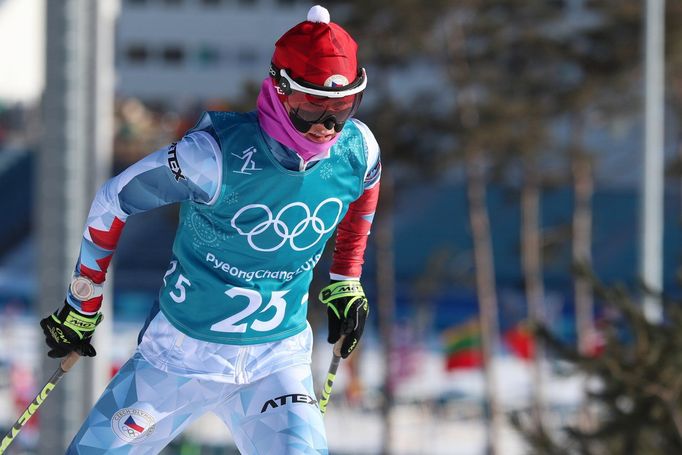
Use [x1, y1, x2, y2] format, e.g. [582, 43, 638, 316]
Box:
[159, 112, 367, 344]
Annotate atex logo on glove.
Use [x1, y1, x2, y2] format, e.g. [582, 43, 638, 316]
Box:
[40, 303, 103, 358]
[318, 280, 369, 358]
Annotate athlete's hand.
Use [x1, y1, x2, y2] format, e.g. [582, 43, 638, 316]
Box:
[318, 280, 369, 359]
[40, 302, 103, 358]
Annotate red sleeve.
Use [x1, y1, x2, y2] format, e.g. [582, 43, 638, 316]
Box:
[330, 182, 380, 278]
[76, 216, 125, 312]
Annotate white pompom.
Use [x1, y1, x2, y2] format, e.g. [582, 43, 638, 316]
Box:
[307, 5, 330, 24]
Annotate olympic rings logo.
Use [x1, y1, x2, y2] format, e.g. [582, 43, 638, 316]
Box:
[231, 198, 343, 252]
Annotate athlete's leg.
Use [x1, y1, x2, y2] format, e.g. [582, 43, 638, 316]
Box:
[67, 351, 225, 454]
[213, 363, 328, 454]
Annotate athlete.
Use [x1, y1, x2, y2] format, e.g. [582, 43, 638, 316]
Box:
[39, 5, 380, 454]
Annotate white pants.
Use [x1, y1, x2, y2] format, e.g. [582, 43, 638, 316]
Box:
[66, 351, 328, 454]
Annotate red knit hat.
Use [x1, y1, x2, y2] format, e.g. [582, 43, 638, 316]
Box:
[272, 5, 360, 88]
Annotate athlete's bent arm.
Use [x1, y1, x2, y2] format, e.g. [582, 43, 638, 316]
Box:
[69, 131, 222, 313]
[40, 130, 222, 358]
[319, 120, 381, 358]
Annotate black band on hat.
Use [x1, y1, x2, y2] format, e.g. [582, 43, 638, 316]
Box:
[270, 62, 365, 95]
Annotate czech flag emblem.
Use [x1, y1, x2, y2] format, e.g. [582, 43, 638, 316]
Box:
[124, 416, 145, 433]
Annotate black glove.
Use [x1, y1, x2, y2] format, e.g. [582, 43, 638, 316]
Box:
[318, 280, 369, 359]
[40, 302, 103, 358]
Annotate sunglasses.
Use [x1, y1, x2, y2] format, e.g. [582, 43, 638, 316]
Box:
[270, 64, 367, 133]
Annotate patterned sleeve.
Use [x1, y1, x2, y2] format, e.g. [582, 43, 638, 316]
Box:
[329, 120, 381, 280]
[67, 131, 222, 313]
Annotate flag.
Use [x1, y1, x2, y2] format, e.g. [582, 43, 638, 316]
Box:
[503, 321, 535, 360]
[584, 323, 606, 357]
[442, 318, 482, 370]
[390, 321, 419, 385]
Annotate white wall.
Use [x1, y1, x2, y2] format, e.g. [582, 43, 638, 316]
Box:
[0, 0, 45, 104]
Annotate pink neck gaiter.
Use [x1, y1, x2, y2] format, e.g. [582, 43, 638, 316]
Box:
[257, 78, 339, 162]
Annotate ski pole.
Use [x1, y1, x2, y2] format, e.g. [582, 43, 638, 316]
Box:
[319, 336, 344, 416]
[0, 351, 80, 454]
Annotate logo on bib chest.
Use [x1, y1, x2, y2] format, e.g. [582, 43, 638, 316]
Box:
[231, 198, 343, 252]
[232, 146, 262, 175]
[111, 408, 156, 444]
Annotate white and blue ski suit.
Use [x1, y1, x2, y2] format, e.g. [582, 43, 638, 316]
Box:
[64, 111, 381, 454]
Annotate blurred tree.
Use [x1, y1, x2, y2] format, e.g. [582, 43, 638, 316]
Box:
[664, 2, 682, 282]
[336, 1, 565, 451]
[332, 0, 682, 453]
[658, 0, 682, 159]
[515, 280, 682, 455]
[564, 2, 640, 435]
[449, 3, 570, 435]
[331, 2, 452, 453]
[558, 1, 641, 362]
[557, 1, 682, 436]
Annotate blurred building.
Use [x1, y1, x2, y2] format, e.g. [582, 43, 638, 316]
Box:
[0, 0, 311, 106]
[116, 0, 311, 104]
